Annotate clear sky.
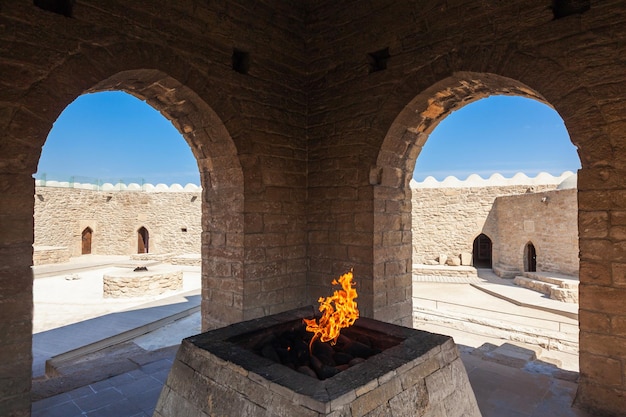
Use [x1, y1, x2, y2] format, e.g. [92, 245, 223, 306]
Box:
[37, 91, 581, 185]
[412, 95, 580, 181]
[37, 91, 200, 185]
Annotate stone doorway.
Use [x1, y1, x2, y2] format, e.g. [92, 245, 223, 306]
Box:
[524, 242, 537, 272]
[472, 233, 492, 268]
[81, 227, 92, 255]
[137, 226, 149, 254]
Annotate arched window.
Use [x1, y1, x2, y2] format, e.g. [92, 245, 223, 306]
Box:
[81, 227, 93, 255]
[472, 233, 492, 268]
[137, 227, 149, 254]
[524, 242, 537, 272]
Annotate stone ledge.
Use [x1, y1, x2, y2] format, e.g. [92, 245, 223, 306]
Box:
[413, 264, 478, 278]
[33, 246, 70, 266]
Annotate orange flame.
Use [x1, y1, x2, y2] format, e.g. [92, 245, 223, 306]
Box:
[304, 270, 359, 349]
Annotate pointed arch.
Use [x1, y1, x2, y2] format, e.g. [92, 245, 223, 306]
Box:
[137, 226, 149, 254]
[524, 242, 537, 272]
[472, 233, 493, 268]
[81, 227, 93, 255]
[17, 42, 246, 331]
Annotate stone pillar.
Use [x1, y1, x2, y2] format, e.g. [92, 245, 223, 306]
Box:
[198, 157, 246, 331]
[0, 173, 34, 417]
[372, 167, 413, 327]
[577, 167, 626, 415]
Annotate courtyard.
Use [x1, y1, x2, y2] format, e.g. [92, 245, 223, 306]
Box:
[31, 255, 588, 417]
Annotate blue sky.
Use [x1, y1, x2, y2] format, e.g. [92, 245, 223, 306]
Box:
[37, 92, 200, 185]
[413, 95, 580, 181]
[37, 92, 581, 185]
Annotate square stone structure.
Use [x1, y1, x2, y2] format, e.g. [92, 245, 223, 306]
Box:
[154, 307, 480, 417]
[3, 2, 626, 416]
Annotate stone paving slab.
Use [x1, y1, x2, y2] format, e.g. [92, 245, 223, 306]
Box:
[33, 290, 200, 376]
[32, 356, 172, 417]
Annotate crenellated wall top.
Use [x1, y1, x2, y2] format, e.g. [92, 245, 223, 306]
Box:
[410, 171, 577, 189]
[34, 179, 202, 192]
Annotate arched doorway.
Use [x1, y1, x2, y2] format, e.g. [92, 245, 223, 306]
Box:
[20, 55, 246, 410]
[137, 227, 149, 254]
[375, 71, 582, 331]
[524, 242, 537, 272]
[81, 227, 93, 255]
[44, 65, 245, 331]
[472, 234, 492, 268]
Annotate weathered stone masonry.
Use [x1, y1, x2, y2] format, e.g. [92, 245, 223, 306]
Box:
[411, 173, 579, 277]
[34, 184, 202, 258]
[2, 1, 626, 416]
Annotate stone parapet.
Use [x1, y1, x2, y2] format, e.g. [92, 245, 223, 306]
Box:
[32, 246, 69, 265]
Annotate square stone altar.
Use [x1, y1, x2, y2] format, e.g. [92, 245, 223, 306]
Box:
[154, 306, 481, 417]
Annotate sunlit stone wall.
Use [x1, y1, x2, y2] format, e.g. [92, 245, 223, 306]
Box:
[34, 184, 201, 257]
[411, 172, 577, 276]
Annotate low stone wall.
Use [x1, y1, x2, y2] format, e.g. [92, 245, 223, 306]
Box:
[170, 254, 201, 266]
[32, 246, 70, 266]
[103, 267, 183, 298]
[413, 264, 478, 278]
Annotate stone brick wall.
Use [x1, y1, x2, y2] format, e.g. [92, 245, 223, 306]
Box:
[32, 246, 70, 266]
[494, 188, 578, 276]
[34, 186, 202, 257]
[411, 180, 560, 266]
[2, 1, 626, 416]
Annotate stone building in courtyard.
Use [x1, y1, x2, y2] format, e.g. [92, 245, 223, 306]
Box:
[2, 2, 626, 416]
[412, 171, 579, 277]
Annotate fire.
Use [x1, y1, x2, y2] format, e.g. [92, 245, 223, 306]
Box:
[304, 270, 359, 348]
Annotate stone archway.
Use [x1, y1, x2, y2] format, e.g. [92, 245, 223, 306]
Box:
[372, 64, 626, 412]
[524, 241, 537, 272]
[2, 41, 246, 386]
[372, 71, 554, 327]
[81, 227, 93, 255]
[137, 226, 149, 254]
[77, 69, 245, 331]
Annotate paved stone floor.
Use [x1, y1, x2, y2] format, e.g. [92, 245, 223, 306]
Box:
[31, 259, 592, 416]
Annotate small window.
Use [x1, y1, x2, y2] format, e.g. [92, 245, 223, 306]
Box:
[367, 48, 390, 73]
[34, 0, 74, 17]
[552, 0, 590, 19]
[232, 48, 250, 74]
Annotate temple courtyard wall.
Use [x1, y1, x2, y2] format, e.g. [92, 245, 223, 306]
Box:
[35, 172, 578, 277]
[33, 182, 202, 260]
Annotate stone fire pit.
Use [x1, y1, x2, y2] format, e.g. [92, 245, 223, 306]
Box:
[102, 265, 183, 298]
[154, 307, 481, 417]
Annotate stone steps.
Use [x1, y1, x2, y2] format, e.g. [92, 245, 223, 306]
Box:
[492, 263, 520, 279]
[513, 272, 578, 303]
